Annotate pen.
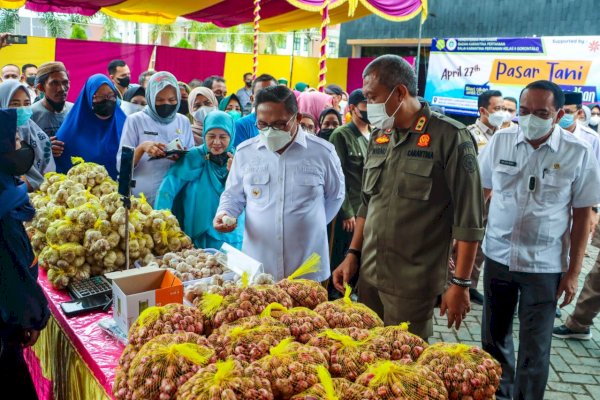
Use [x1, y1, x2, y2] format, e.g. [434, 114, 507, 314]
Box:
[543, 168, 548, 178]
[102, 298, 113, 312]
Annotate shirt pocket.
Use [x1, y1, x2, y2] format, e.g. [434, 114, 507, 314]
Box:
[244, 172, 270, 206]
[541, 173, 571, 203]
[294, 169, 323, 207]
[397, 159, 434, 201]
[492, 164, 520, 195]
[362, 156, 386, 196]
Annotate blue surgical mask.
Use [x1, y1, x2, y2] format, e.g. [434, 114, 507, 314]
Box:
[227, 110, 242, 122]
[558, 113, 575, 129]
[16, 106, 33, 127]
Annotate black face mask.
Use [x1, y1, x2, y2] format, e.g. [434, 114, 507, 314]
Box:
[93, 99, 117, 118]
[0, 141, 35, 176]
[245, 80, 252, 88]
[178, 101, 189, 115]
[117, 76, 130, 88]
[45, 96, 66, 113]
[26, 76, 36, 87]
[319, 128, 334, 140]
[209, 152, 229, 167]
[156, 104, 178, 119]
[359, 110, 370, 124]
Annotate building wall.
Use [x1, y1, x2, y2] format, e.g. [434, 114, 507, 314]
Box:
[339, 0, 599, 57]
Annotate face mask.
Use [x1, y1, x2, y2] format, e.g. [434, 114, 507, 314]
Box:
[502, 111, 513, 123]
[245, 80, 252, 88]
[227, 110, 242, 122]
[156, 103, 177, 119]
[16, 106, 33, 126]
[92, 99, 117, 117]
[590, 115, 600, 126]
[26, 76, 36, 87]
[519, 114, 554, 141]
[193, 106, 216, 123]
[366, 88, 402, 131]
[45, 96, 66, 113]
[578, 119, 589, 128]
[0, 141, 35, 176]
[178, 101, 189, 115]
[209, 153, 229, 167]
[339, 100, 348, 112]
[319, 128, 334, 140]
[357, 109, 370, 124]
[487, 111, 505, 128]
[260, 127, 293, 152]
[558, 113, 575, 129]
[117, 76, 130, 88]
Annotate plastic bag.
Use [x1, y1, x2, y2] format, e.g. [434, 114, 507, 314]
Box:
[261, 302, 329, 343]
[314, 285, 383, 329]
[356, 360, 448, 400]
[277, 253, 328, 309]
[417, 343, 502, 400]
[177, 359, 274, 400]
[291, 366, 377, 400]
[372, 322, 428, 361]
[245, 338, 329, 398]
[128, 304, 206, 350]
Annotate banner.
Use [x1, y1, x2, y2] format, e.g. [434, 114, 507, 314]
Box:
[424, 37, 600, 116]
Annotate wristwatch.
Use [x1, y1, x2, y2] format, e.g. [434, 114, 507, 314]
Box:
[345, 248, 362, 262]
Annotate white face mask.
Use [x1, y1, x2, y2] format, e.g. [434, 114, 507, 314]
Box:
[367, 88, 402, 131]
[590, 115, 600, 126]
[193, 106, 216, 124]
[339, 100, 348, 112]
[502, 111, 513, 124]
[519, 114, 554, 141]
[487, 111, 506, 128]
[260, 127, 293, 152]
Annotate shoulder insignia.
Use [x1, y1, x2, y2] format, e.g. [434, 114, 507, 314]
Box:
[417, 133, 430, 148]
[375, 135, 390, 144]
[414, 116, 427, 132]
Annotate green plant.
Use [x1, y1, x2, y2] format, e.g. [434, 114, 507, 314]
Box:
[0, 9, 20, 34]
[40, 13, 67, 38]
[100, 12, 120, 42]
[70, 24, 87, 40]
[174, 38, 193, 49]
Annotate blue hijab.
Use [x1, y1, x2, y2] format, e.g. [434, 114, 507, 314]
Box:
[155, 111, 240, 244]
[55, 74, 126, 178]
[144, 71, 180, 124]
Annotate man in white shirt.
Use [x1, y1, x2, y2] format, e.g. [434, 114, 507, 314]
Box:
[214, 85, 345, 282]
[559, 91, 600, 161]
[478, 80, 600, 400]
[467, 90, 506, 151]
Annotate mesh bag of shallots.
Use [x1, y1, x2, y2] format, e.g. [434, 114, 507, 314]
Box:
[356, 360, 448, 400]
[417, 343, 502, 400]
[277, 253, 328, 309]
[177, 359, 274, 400]
[291, 365, 377, 400]
[372, 322, 428, 362]
[245, 338, 329, 398]
[314, 285, 383, 329]
[261, 302, 329, 343]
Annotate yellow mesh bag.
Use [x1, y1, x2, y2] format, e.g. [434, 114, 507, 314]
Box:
[291, 365, 377, 400]
[261, 303, 329, 343]
[356, 360, 448, 400]
[177, 359, 274, 400]
[417, 343, 502, 400]
[208, 315, 291, 363]
[127, 304, 206, 350]
[372, 322, 428, 361]
[277, 253, 328, 309]
[314, 285, 383, 329]
[245, 338, 329, 398]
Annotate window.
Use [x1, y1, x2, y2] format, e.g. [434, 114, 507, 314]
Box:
[303, 38, 309, 52]
[293, 37, 301, 51]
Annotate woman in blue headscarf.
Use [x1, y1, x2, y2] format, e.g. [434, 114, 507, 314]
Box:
[54, 74, 126, 178]
[117, 71, 193, 205]
[155, 111, 243, 250]
[0, 109, 50, 397]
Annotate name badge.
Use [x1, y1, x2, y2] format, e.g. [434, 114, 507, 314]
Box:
[499, 159, 517, 167]
[144, 131, 159, 136]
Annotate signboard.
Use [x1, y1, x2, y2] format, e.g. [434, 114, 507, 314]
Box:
[424, 37, 600, 116]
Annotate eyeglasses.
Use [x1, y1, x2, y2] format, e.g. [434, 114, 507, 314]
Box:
[506, 109, 516, 113]
[300, 123, 315, 132]
[93, 94, 117, 102]
[256, 114, 297, 131]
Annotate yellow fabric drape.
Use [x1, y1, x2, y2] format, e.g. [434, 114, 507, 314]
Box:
[101, 0, 223, 25]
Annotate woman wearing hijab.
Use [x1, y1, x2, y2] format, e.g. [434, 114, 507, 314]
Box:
[297, 91, 333, 126]
[0, 109, 50, 398]
[218, 94, 242, 123]
[121, 84, 146, 116]
[0, 80, 55, 191]
[318, 108, 342, 142]
[117, 71, 194, 205]
[155, 111, 243, 250]
[54, 74, 126, 179]
[188, 87, 218, 145]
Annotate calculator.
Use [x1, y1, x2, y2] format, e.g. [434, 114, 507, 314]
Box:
[68, 275, 112, 299]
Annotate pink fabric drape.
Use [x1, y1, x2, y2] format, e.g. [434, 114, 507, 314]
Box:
[154, 46, 226, 85]
[346, 56, 415, 93]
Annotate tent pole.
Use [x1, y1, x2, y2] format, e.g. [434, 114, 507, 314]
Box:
[289, 30, 296, 86]
[415, 19, 423, 95]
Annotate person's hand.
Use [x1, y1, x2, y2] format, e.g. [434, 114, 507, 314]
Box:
[342, 217, 356, 232]
[226, 152, 234, 171]
[0, 33, 9, 49]
[213, 212, 236, 233]
[50, 136, 65, 158]
[142, 141, 166, 158]
[440, 285, 471, 330]
[556, 271, 579, 308]
[332, 254, 359, 293]
[21, 329, 41, 348]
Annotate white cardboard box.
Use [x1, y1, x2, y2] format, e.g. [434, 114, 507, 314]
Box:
[105, 266, 183, 334]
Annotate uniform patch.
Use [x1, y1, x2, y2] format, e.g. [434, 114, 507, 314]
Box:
[251, 188, 261, 198]
[371, 147, 387, 155]
[417, 133, 430, 148]
[458, 141, 475, 152]
[414, 116, 427, 132]
[499, 159, 517, 167]
[407, 149, 434, 159]
[375, 135, 390, 144]
[553, 163, 560, 170]
[462, 154, 477, 173]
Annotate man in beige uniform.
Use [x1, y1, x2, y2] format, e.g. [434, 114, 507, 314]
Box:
[333, 55, 485, 339]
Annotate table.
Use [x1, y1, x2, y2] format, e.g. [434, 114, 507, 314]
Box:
[23, 269, 124, 400]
